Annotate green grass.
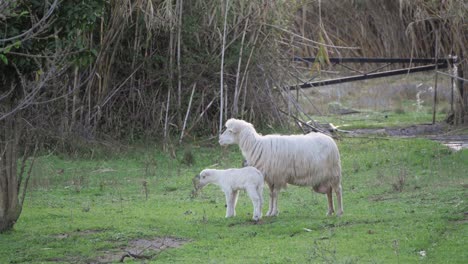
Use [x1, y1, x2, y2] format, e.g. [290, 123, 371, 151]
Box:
[1, 137, 467, 263]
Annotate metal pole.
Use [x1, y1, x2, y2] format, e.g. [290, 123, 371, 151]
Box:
[450, 56, 456, 113]
[290, 63, 447, 89]
[432, 29, 439, 125]
[432, 69, 439, 124]
[293, 57, 454, 64]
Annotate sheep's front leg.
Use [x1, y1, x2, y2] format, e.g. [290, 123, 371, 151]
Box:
[266, 184, 274, 216]
[246, 186, 262, 221]
[266, 184, 279, 217]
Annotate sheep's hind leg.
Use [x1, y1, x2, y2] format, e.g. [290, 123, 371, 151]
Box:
[334, 184, 343, 217]
[314, 184, 334, 216]
[326, 188, 335, 216]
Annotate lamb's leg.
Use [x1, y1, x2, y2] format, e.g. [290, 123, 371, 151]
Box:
[326, 187, 335, 216]
[224, 191, 235, 218]
[335, 184, 343, 217]
[230, 190, 239, 217]
[246, 186, 262, 221]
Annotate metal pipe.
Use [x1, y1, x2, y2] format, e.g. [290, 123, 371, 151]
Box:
[289, 63, 448, 89]
[293, 57, 454, 64]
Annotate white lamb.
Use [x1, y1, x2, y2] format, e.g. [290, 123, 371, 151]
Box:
[219, 118, 343, 217]
[193, 167, 264, 221]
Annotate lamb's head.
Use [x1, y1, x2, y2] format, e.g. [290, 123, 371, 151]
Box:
[191, 170, 211, 197]
[219, 118, 254, 146]
[193, 169, 214, 190]
[191, 174, 201, 198]
[192, 174, 201, 190]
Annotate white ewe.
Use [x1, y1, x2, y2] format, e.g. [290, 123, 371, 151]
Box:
[219, 118, 343, 217]
[193, 167, 264, 221]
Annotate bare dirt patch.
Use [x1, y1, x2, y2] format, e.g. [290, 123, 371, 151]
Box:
[94, 237, 189, 263]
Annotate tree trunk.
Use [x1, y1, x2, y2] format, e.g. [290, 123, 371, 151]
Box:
[454, 57, 467, 125]
[461, 64, 467, 124]
[0, 114, 22, 232]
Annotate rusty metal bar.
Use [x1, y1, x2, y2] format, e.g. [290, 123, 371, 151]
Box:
[293, 57, 454, 64]
[289, 63, 448, 89]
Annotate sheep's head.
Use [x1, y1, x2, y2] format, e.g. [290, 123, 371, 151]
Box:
[219, 118, 253, 146]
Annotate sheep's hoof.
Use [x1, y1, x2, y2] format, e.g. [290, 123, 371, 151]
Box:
[266, 211, 279, 217]
[336, 211, 344, 217]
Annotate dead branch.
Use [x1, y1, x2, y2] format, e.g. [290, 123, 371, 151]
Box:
[0, 0, 59, 43]
[179, 83, 197, 143]
[19, 143, 38, 206]
[119, 251, 152, 262]
[219, 0, 230, 134]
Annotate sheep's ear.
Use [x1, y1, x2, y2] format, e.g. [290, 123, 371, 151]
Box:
[228, 125, 239, 134]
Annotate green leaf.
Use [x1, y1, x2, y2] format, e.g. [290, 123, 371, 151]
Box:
[13, 41, 21, 49]
[0, 54, 8, 65]
[4, 44, 12, 53]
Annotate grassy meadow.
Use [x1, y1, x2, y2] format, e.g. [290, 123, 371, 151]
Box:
[0, 130, 466, 263]
[1, 73, 467, 264]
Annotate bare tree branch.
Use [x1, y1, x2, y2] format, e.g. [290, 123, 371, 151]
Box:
[0, 0, 59, 43]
